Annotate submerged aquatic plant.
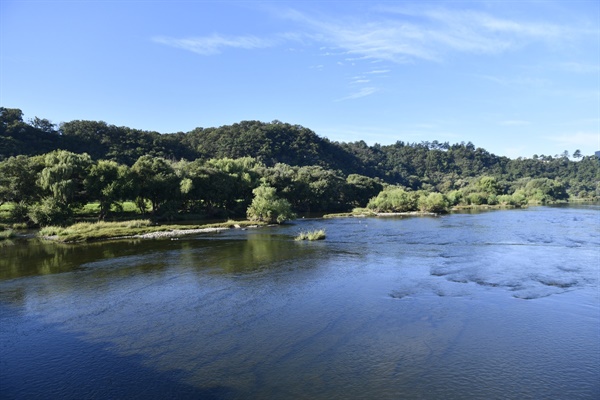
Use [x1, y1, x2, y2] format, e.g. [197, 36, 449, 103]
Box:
[295, 229, 326, 241]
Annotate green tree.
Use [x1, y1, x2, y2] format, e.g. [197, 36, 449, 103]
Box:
[131, 155, 180, 215]
[346, 174, 384, 207]
[476, 176, 501, 196]
[38, 150, 92, 206]
[0, 155, 44, 206]
[32, 150, 92, 225]
[367, 187, 419, 212]
[85, 160, 130, 219]
[247, 185, 295, 224]
[418, 192, 450, 213]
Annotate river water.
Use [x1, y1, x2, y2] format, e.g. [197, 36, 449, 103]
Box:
[1, 205, 598, 399]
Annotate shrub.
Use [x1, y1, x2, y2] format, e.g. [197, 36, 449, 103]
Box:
[9, 201, 29, 222]
[446, 190, 463, 206]
[28, 198, 72, 226]
[418, 192, 450, 213]
[247, 185, 295, 224]
[466, 192, 487, 206]
[367, 187, 418, 212]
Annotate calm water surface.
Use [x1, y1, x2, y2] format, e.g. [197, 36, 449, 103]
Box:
[1, 205, 599, 399]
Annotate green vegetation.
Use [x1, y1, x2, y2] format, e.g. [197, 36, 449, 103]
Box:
[1, 107, 598, 228]
[246, 185, 296, 224]
[38, 219, 263, 243]
[0, 228, 15, 240]
[295, 229, 326, 241]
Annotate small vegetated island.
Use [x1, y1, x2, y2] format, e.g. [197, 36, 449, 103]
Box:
[1, 107, 598, 242]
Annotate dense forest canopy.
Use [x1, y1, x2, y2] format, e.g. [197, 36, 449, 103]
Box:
[1, 107, 598, 226]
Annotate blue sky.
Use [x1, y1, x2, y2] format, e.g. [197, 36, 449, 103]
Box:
[1, 0, 599, 158]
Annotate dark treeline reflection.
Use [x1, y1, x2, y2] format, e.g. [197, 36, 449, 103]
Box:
[0, 228, 324, 282]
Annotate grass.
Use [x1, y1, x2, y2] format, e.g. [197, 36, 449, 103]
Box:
[38, 219, 266, 243]
[39, 220, 155, 242]
[295, 229, 326, 241]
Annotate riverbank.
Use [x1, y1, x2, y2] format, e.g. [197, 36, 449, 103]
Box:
[38, 219, 266, 243]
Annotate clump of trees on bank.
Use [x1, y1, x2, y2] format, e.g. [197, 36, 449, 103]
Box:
[1, 107, 598, 227]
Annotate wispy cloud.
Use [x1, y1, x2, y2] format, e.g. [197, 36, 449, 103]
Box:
[153, 34, 275, 55]
[279, 6, 578, 64]
[368, 69, 391, 74]
[336, 87, 378, 101]
[154, 5, 588, 65]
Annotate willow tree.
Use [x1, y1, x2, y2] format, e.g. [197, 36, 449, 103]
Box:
[30, 150, 92, 225]
[247, 185, 295, 224]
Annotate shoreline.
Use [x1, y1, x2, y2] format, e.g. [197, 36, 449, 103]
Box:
[36, 220, 266, 243]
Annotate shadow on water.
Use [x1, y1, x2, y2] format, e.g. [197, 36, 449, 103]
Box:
[0, 229, 322, 281]
[0, 304, 235, 400]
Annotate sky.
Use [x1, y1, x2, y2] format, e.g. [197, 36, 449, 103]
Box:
[1, 0, 599, 159]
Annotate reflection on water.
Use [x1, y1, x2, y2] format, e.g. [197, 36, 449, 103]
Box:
[1, 206, 599, 399]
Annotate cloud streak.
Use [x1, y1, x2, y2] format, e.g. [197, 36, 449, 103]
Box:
[153, 34, 275, 55]
[154, 6, 584, 64]
[280, 6, 578, 64]
[336, 87, 378, 101]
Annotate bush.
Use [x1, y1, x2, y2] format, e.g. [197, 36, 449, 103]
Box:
[418, 192, 450, 213]
[367, 187, 418, 212]
[466, 192, 487, 206]
[28, 198, 72, 226]
[446, 190, 463, 206]
[8, 201, 29, 222]
[247, 185, 295, 224]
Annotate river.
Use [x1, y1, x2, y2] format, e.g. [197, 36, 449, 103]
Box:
[1, 205, 598, 399]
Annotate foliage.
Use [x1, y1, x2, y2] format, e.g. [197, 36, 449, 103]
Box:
[1, 108, 599, 226]
[367, 187, 420, 213]
[28, 197, 73, 226]
[38, 150, 93, 206]
[417, 192, 450, 213]
[85, 160, 130, 219]
[0, 155, 41, 206]
[131, 155, 180, 215]
[247, 185, 295, 224]
[0, 228, 15, 240]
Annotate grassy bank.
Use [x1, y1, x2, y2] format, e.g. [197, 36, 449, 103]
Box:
[39, 219, 265, 243]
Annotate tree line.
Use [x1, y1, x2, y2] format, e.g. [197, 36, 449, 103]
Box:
[1, 107, 598, 225]
[0, 150, 385, 225]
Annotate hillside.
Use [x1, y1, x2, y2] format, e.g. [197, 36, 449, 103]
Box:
[1, 107, 598, 194]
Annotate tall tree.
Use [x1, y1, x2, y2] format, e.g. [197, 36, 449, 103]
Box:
[131, 155, 179, 215]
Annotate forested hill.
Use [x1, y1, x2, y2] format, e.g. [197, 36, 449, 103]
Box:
[0, 108, 363, 171]
[1, 107, 598, 194]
